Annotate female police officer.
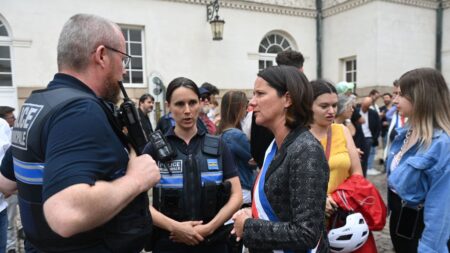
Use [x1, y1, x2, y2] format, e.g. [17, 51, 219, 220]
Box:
[143, 77, 242, 253]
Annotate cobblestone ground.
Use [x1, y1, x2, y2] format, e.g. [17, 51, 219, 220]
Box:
[368, 161, 395, 253]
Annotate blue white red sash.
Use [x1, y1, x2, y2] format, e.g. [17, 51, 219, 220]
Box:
[251, 140, 318, 253]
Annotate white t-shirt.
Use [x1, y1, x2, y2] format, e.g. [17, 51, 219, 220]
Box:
[360, 109, 372, 138]
[0, 118, 12, 212]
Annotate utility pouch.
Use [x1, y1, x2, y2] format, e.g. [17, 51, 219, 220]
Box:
[202, 181, 218, 222]
[160, 189, 182, 220]
[395, 201, 423, 240]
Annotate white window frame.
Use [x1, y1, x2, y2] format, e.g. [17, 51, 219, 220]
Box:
[342, 57, 357, 86]
[258, 33, 294, 71]
[120, 26, 146, 88]
[0, 19, 13, 87]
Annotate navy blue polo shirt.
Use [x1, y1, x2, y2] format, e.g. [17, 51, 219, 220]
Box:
[144, 127, 238, 180]
[39, 74, 129, 202]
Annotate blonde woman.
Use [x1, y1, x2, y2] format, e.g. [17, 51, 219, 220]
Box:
[387, 68, 450, 252]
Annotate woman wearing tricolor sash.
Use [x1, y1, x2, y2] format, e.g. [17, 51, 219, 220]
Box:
[232, 66, 330, 253]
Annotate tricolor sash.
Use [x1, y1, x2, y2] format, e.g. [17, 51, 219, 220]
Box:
[251, 140, 318, 253]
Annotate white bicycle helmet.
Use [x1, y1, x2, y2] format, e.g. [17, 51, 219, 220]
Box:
[328, 212, 369, 253]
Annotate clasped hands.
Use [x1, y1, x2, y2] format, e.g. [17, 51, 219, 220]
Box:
[169, 221, 212, 246]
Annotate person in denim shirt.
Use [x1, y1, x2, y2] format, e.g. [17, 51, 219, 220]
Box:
[386, 68, 450, 253]
[217, 91, 257, 205]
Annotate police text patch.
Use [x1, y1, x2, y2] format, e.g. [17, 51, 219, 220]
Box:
[159, 160, 183, 174]
[11, 103, 44, 150]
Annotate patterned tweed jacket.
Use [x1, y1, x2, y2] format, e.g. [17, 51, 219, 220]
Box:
[243, 126, 330, 253]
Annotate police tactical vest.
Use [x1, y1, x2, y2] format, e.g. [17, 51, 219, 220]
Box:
[11, 86, 152, 252]
[153, 134, 228, 222]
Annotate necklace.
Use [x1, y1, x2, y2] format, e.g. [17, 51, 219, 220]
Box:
[391, 129, 413, 172]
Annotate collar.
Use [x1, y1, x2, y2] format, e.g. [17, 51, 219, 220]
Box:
[263, 125, 308, 181]
[396, 125, 445, 140]
[48, 73, 98, 98]
[281, 125, 308, 148]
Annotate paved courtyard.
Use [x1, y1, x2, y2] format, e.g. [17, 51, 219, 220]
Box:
[367, 167, 395, 253]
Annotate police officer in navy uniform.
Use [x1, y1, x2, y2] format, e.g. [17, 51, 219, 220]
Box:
[0, 14, 160, 252]
[144, 77, 242, 253]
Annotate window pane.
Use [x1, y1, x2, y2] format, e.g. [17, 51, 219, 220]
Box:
[259, 60, 264, 70]
[353, 72, 357, 82]
[267, 45, 282, 54]
[353, 60, 357, 70]
[259, 45, 266, 53]
[266, 61, 273, 68]
[129, 30, 141, 42]
[130, 43, 142, 55]
[346, 61, 352, 70]
[281, 39, 290, 49]
[268, 35, 275, 44]
[261, 39, 269, 48]
[131, 57, 143, 70]
[0, 25, 7, 36]
[0, 74, 12, 86]
[0, 46, 11, 58]
[0, 60, 11, 72]
[131, 71, 143, 83]
[346, 73, 352, 82]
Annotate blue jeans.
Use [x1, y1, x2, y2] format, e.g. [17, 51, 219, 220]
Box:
[361, 138, 373, 176]
[6, 194, 18, 251]
[367, 142, 377, 170]
[0, 208, 7, 253]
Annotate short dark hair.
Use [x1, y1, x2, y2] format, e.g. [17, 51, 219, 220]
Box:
[166, 77, 199, 103]
[275, 50, 305, 69]
[257, 66, 313, 129]
[0, 106, 15, 118]
[393, 79, 399, 87]
[369, 89, 379, 96]
[310, 79, 337, 100]
[139, 93, 154, 104]
[382, 92, 392, 98]
[200, 82, 220, 95]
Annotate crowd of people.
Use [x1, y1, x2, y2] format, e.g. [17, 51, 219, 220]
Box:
[0, 13, 449, 253]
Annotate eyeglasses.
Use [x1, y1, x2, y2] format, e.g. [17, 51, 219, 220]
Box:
[104, 45, 132, 68]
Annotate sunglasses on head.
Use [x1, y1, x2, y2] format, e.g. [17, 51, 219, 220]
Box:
[200, 95, 210, 101]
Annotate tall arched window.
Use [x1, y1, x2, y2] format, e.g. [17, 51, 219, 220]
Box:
[0, 19, 12, 86]
[258, 33, 294, 71]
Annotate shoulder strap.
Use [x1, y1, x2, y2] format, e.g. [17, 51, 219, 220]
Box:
[202, 134, 221, 156]
[325, 127, 332, 161]
[40, 87, 129, 148]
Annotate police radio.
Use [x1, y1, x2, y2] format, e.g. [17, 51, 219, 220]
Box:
[118, 81, 175, 161]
